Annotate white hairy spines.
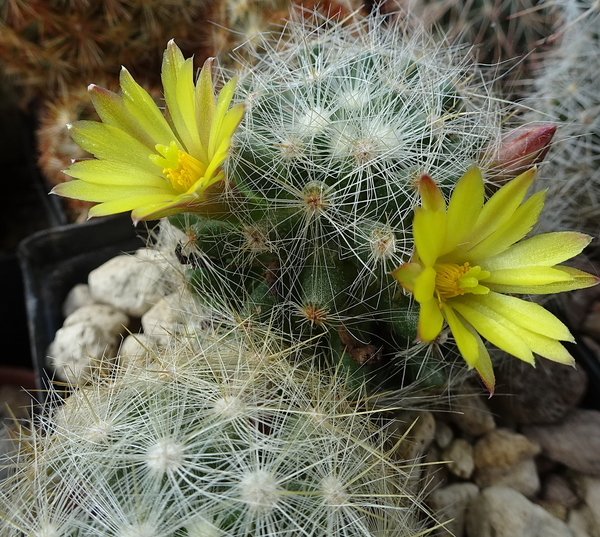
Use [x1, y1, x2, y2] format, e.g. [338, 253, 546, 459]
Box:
[228, 10, 503, 281]
[0, 341, 431, 537]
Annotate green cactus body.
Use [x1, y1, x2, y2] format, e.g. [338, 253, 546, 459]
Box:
[169, 11, 504, 387]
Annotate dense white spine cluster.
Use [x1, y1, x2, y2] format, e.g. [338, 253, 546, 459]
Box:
[0, 336, 433, 537]
[226, 10, 504, 277]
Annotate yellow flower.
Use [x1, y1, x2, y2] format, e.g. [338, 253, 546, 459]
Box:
[391, 166, 599, 393]
[52, 40, 245, 222]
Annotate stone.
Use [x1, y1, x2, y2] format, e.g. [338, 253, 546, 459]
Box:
[474, 429, 541, 470]
[443, 438, 475, 480]
[448, 395, 495, 436]
[490, 358, 588, 426]
[568, 506, 600, 537]
[475, 457, 540, 498]
[118, 333, 159, 366]
[422, 445, 451, 497]
[542, 474, 579, 508]
[88, 250, 172, 317]
[428, 482, 479, 537]
[435, 420, 454, 450]
[62, 283, 95, 317]
[523, 409, 600, 476]
[48, 324, 117, 384]
[572, 475, 600, 531]
[465, 486, 574, 537]
[583, 310, 600, 342]
[392, 410, 436, 461]
[63, 304, 130, 338]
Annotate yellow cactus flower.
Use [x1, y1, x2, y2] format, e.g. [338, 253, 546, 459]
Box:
[52, 40, 245, 222]
[392, 166, 599, 393]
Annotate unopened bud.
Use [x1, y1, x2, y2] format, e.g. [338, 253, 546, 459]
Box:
[489, 124, 557, 182]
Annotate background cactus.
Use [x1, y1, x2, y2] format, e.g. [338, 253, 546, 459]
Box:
[0, 334, 434, 536]
[167, 10, 512, 390]
[524, 0, 600, 250]
[379, 0, 557, 99]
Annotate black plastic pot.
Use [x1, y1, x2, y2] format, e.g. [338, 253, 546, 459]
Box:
[17, 214, 154, 394]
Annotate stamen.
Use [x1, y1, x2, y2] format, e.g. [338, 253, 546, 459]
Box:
[163, 151, 206, 192]
[434, 262, 489, 301]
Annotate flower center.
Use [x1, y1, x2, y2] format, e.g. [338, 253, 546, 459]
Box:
[434, 262, 490, 301]
[163, 150, 205, 192]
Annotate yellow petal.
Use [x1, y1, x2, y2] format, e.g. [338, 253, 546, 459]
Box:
[208, 75, 239, 158]
[391, 262, 423, 292]
[509, 325, 575, 366]
[195, 58, 216, 164]
[120, 67, 175, 147]
[442, 304, 480, 368]
[162, 40, 200, 155]
[464, 190, 546, 263]
[131, 194, 199, 222]
[413, 207, 447, 267]
[69, 121, 158, 174]
[483, 232, 592, 271]
[414, 266, 437, 303]
[443, 305, 495, 392]
[87, 193, 176, 218]
[52, 180, 172, 202]
[467, 167, 537, 247]
[486, 266, 600, 294]
[64, 159, 167, 188]
[481, 291, 574, 342]
[450, 297, 535, 364]
[417, 298, 444, 341]
[484, 266, 575, 286]
[88, 84, 155, 149]
[443, 166, 484, 254]
[417, 173, 446, 212]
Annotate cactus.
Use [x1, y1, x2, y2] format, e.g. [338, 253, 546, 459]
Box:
[380, 0, 557, 99]
[0, 336, 434, 536]
[524, 0, 600, 246]
[167, 10, 510, 389]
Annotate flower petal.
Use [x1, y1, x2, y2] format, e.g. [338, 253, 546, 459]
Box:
[484, 266, 575, 286]
[442, 304, 480, 368]
[483, 232, 592, 271]
[417, 173, 446, 212]
[480, 291, 574, 342]
[509, 325, 575, 366]
[443, 304, 495, 392]
[413, 207, 447, 267]
[417, 298, 444, 341]
[466, 167, 537, 247]
[64, 159, 167, 188]
[88, 193, 176, 218]
[120, 67, 176, 147]
[391, 262, 423, 292]
[52, 180, 172, 202]
[486, 266, 600, 294]
[414, 266, 437, 303]
[195, 58, 216, 164]
[450, 297, 535, 364]
[131, 194, 200, 222]
[464, 190, 546, 263]
[443, 166, 484, 255]
[162, 40, 201, 155]
[69, 121, 158, 174]
[88, 84, 155, 149]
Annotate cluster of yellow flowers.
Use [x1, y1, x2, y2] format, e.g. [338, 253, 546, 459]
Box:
[53, 42, 598, 393]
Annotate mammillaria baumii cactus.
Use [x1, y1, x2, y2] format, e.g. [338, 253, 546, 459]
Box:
[3, 8, 599, 536]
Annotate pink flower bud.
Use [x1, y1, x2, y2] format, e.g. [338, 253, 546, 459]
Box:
[491, 124, 557, 181]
